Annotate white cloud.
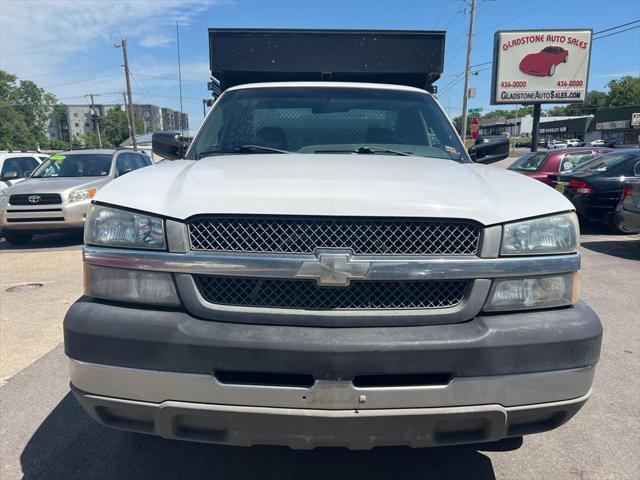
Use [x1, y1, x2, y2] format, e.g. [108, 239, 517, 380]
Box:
[0, 0, 218, 132]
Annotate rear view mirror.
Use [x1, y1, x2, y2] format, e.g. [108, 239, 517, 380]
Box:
[152, 132, 188, 160]
[468, 136, 510, 164]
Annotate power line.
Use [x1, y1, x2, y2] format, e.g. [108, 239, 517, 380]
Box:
[593, 24, 640, 40]
[593, 19, 640, 35]
[41, 72, 120, 89]
[1, 46, 114, 57]
[474, 1, 554, 36]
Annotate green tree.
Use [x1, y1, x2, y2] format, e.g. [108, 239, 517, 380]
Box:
[79, 132, 101, 148]
[0, 70, 56, 150]
[100, 107, 143, 147]
[607, 76, 640, 107]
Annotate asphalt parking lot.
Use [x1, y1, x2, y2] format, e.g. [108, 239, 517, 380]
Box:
[1, 222, 638, 479]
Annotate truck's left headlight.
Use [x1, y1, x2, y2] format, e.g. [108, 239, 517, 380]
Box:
[85, 204, 165, 249]
[501, 212, 578, 255]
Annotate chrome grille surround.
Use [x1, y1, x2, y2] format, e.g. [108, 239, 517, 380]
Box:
[193, 276, 469, 310]
[83, 246, 580, 327]
[188, 216, 480, 256]
[9, 193, 62, 205]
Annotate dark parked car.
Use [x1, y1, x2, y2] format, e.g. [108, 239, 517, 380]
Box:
[614, 179, 640, 233]
[519, 46, 568, 77]
[550, 149, 640, 232]
[508, 147, 612, 185]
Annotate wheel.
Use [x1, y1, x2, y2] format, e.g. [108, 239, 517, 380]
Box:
[608, 213, 632, 235]
[563, 56, 568, 63]
[3, 231, 33, 245]
[548, 64, 556, 76]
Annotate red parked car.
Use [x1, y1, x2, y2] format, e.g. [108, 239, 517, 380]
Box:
[508, 147, 612, 185]
[519, 46, 569, 77]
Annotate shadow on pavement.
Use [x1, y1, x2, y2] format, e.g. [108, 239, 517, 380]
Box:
[20, 393, 523, 480]
[0, 231, 83, 251]
[581, 238, 640, 261]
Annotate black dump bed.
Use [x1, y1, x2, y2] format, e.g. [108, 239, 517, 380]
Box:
[208, 29, 445, 93]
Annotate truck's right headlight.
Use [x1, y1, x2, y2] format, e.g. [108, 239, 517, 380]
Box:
[85, 204, 165, 249]
[501, 212, 578, 255]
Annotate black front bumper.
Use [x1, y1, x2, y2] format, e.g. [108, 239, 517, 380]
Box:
[64, 297, 602, 380]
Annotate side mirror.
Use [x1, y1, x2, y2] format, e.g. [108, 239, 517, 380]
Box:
[152, 132, 188, 160]
[118, 168, 133, 176]
[468, 136, 510, 164]
[23, 170, 32, 178]
[0, 170, 20, 181]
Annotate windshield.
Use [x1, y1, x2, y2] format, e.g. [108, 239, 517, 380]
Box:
[187, 87, 469, 163]
[31, 154, 112, 178]
[509, 152, 548, 171]
[575, 152, 637, 172]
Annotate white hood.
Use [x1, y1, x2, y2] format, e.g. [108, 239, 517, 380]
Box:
[94, 154, 574, 226]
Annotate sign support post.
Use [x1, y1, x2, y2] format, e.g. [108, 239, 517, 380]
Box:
[531, 104, 541, 152]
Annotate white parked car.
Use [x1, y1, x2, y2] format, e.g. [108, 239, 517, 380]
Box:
[590, 139, 616, 148]
[64, 28, 602, 451]
[549, 139, 568, 149]
[0, 151, 47, 191]
[565, 139, 584, 147]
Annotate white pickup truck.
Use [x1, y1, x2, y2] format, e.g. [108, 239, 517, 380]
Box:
[64, 29, 601, 450]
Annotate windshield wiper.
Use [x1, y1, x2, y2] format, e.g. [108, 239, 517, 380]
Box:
[196, 145, 293, 159]
[353, 146, 412, 156]
[313, 146, 413, 156]
[238, 144, 293, 154]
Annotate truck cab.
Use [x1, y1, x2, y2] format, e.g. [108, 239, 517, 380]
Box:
[64, 29, 601, 450]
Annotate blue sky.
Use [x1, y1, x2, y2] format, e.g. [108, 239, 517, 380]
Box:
[1, 0, 639, 132]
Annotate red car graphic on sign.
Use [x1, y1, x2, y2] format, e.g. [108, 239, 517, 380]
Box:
[519, 46, 568, 77]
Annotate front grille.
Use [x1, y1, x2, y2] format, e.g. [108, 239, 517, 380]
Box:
[194, 276, 469, 310]
[9, 193, 62, 205]
[188, 217, 480, 255]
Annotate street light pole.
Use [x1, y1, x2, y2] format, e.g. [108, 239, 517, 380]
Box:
[115, 37, 138, 149]
[460, 0, 476, 143]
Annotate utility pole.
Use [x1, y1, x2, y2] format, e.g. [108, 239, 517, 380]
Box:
[122, 92, 132, 141]
[176, 21, 184, 137]
[87, 94, 102, 148]
[460, 0, 476, 143]
[115, 37, 137, 148]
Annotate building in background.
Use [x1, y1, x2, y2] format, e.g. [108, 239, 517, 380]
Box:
[584, 105, 640, 147]
[48, 104, 189, 143]
[478, 115, 593, 140]
[132, 104, 163, 134]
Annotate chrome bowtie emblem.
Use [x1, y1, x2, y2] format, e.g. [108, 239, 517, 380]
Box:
[296, 250, 371, 287]
[28, 195, 41, 204]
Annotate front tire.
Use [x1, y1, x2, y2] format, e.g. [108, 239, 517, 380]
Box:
[3, 231, 33, 245]
[548, 64, 556, 76]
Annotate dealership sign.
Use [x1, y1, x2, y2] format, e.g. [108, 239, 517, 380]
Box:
[491, 29, 592, 104]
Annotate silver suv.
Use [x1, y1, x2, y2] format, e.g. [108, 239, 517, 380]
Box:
[0, 149, 152, 244]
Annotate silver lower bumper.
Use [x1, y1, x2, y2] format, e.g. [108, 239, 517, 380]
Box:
[72, 388, 590, 449]
[0, 199, 89, 231]
[69, 359, 594, 448]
